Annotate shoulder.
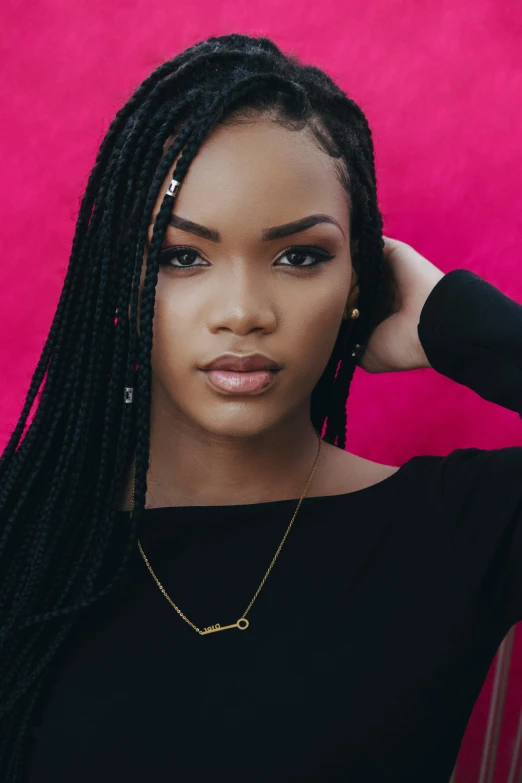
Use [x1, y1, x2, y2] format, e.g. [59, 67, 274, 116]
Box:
[318, 442, 522, 503]
[314, 442, 402, 496]
[425, 445, 522, 499]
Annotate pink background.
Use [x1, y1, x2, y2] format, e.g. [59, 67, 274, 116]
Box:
[1, 1, 521, 779]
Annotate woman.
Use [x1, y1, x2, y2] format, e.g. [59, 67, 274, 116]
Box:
[1, 33, 521, 782]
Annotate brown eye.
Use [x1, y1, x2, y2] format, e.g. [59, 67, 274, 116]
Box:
[276, 246, 335, 269]
[158, 247, 206, 270]
[157, 244, 335, 272]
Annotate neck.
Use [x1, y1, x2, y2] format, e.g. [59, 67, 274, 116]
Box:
[119, 394, 329, 510]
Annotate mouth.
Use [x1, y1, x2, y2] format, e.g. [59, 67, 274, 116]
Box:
[200, 368, 280, 395]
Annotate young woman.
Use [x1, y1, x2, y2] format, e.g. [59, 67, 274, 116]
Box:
[1, 32, 521, 783]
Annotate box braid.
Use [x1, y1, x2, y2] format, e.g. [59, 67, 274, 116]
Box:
[0, 33, 395, 779]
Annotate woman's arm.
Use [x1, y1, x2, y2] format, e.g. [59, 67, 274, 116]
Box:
[417, 267, 522, 418]
[412, 265, 522, 630]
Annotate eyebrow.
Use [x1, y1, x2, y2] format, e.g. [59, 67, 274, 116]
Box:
[149, 213, 346, 242]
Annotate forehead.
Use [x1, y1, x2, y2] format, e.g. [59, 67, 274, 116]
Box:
[152, 119, 349, 233]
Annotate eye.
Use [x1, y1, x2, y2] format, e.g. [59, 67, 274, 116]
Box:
[158, 247, 206, 270]
[157, 244, 335, 271]
[276, 245, 335, 270]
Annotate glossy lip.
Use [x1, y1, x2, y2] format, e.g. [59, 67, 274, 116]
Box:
[201, 368, 279, 395]
[200, 352, 281, 372]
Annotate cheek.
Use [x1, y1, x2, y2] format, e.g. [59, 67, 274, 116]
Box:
[150, 292, 193, 386]
[148, 276, 347, 401]
[295, 301, 345, 379]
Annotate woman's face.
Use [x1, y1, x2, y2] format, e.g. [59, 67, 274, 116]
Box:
[139, 116, 358, 439]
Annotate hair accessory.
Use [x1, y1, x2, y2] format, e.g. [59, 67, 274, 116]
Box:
[124, 388, 133, 403]
[130, 433, 323, 635]
[166, 178, 180, 198]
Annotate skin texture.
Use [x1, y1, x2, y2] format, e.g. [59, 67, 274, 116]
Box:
[119, 117, 400, 511]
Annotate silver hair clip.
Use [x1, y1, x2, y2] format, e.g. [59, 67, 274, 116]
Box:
[166, 178, 180, 198]
[124, 387, 134, 403]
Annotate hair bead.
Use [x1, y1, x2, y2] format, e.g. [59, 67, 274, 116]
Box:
[166, 178, 180, 198]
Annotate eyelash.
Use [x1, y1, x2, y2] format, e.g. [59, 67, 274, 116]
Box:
[157, 245, 335, 272]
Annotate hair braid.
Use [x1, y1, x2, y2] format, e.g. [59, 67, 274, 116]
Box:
[0, 33, 391, 778]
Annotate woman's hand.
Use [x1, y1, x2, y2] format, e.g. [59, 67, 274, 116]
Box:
[358, 236, 446, 373]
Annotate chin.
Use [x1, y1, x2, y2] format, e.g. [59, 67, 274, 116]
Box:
[187, 411, 285, 441]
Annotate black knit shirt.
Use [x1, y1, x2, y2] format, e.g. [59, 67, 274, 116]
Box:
[27, 269, 522, 782]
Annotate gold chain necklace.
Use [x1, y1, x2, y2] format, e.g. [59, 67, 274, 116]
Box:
[131, 435, 323, 635]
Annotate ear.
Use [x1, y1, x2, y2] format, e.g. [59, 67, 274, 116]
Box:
[342, 267, 360, 320]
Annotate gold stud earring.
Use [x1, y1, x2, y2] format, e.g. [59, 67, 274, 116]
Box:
[350, 307, 360, 320]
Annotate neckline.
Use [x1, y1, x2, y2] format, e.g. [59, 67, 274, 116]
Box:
[115, 454, 418, 516]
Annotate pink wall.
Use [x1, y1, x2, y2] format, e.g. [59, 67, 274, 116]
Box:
[1, 1, 521, 779]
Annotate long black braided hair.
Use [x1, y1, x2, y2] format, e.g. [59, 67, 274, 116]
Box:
[0, 33, 395, 780]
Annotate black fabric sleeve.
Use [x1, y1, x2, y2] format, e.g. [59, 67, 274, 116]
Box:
[416, 269, 522, 629]
[417, 269, 522, 417]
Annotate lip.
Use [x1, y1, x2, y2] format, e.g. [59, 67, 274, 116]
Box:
[200, 352, 281, 372]
[201, 368, 279, 395]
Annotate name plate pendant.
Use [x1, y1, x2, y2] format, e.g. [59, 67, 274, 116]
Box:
[201, 618, 250, 635]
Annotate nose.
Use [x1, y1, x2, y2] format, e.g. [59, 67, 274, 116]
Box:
[207, 270, 277, 336]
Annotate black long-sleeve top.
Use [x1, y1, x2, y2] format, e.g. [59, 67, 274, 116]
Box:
[26, 268, 522, 782]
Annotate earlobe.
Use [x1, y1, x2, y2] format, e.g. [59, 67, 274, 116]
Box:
[343, 276, 360, 320]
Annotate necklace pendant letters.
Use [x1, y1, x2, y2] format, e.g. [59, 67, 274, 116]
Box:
[201, 618, 249, 635]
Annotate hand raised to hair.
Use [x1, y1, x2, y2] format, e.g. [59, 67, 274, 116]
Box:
[358, 236, 445, 373]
